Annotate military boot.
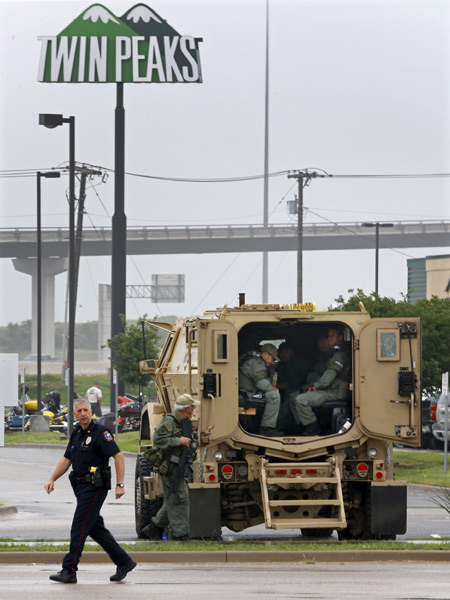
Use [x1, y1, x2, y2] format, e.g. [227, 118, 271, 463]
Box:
[300, 420, 320, 436]
[141, 521, 163, 541]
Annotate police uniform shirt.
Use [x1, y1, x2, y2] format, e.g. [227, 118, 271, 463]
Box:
[64, 422, 120, 477]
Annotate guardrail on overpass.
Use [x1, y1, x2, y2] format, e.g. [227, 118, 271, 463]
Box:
[0, 220, 448, 258]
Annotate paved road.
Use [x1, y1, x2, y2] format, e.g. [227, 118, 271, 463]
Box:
[0, 562, 449, 599]
[0, 445, 449, 541]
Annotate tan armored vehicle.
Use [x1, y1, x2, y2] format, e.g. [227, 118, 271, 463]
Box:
[135, 301, 421, 539]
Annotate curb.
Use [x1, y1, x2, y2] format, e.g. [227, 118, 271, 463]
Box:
[1, 550, 450, 564]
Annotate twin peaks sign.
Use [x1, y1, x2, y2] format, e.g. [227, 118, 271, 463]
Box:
[38, 3, 203, 83]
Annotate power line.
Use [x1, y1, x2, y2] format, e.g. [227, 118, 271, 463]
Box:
[3, 163, 450, 182]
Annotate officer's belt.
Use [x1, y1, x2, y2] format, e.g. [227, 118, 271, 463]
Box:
[72, 474, 92, 484]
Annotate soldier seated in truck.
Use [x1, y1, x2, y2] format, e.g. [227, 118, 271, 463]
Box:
[289, 326, 351, 436]
[275, 341, 309, 434]
[239, 343, 284, 437]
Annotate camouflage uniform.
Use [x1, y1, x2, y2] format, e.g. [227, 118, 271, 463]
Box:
[239, 351, 280, 428]
[289, 345, 351, 426]
[151, 412, 194, 538]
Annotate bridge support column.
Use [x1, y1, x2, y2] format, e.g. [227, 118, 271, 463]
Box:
[12, 257, 68, 357]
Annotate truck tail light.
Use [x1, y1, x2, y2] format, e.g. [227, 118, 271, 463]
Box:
[222, 465, 233, 474]
[430, 403, 437, 422]
[357, 463, 368, 478]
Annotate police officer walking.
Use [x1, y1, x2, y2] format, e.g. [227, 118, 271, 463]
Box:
[239, 343, 284, 437]
[44, 398, 136, 583]
[289, 326, 351, 436]
[141, 393, 200, 542]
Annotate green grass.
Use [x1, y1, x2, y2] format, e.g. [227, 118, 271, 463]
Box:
[0, 540, 449, 553]
[18, 373, 155, 408]
[4, 430, 140, 451]
[21, 373, 112, 407]
[393, 450, 450, 487]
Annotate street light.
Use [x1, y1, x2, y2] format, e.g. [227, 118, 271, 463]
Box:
[36, 171, 60, 409]
[362, 222, 394, 295]
[39, 113, 75, 436]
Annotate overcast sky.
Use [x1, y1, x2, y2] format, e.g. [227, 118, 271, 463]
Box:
[0, 0, 449, 328]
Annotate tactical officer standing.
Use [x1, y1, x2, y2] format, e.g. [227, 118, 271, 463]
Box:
[45, 398, 136, 584]
[141, 393, 200, 541]
[289, 326, 351, 435]
[239, 343, 284, 437]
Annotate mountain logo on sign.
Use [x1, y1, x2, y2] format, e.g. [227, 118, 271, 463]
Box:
[38, 3, 203, 84]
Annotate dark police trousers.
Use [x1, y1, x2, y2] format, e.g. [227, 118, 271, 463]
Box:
[62, 483, 131, 573]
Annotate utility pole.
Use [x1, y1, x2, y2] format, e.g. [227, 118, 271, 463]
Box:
[73, 165, 102, 305]
[287, 171, 316, 303]
[262, 0, 270, 303]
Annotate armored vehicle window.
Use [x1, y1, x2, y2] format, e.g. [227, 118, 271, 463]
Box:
[213, 332, 228, 362]
[159, 332, 174, 367]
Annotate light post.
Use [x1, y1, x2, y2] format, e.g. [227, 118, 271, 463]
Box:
[39, 113, 75, 436]
[362, 221, 394, 295]
[36, 170, 60, 408]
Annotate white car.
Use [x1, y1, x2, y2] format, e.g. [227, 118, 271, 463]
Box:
[432, 393, 450, 445]
[22, 354, 54, 362]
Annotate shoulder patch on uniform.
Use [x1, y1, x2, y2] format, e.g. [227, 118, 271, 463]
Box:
[334, 360, 344, 370]
[163, 422, 173, 432]
[103, 430, 114, 442]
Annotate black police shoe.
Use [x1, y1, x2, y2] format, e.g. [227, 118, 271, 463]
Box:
[110, 559, 137, 582]
[49, 569, 77, 584]
[258, 427, 285, 437]
[141, 521, 163, 541]
[172, 535, 191, 542]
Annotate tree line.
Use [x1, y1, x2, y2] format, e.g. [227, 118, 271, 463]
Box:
[0, 321, 98, 358]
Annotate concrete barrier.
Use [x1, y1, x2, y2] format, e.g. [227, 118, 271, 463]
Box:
[29, 415, 50, 432]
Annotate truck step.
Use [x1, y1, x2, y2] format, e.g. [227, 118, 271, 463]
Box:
[260, 458, 346, 530]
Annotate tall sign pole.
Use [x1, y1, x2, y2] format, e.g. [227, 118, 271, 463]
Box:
[110, 82, 127, 411]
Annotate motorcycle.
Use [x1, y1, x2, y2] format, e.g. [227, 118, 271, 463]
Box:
[40, 391, 68, 432]
[4, 405, 30, 431]
[98, 394, 145, 433]
[4, 391, 68, 432]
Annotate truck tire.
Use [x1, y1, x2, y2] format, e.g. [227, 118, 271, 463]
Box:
[135, 453, 162, 537]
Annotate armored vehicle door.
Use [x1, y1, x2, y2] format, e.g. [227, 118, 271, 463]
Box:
[197, 318, 239, 444]
[356, 318, 421, 446]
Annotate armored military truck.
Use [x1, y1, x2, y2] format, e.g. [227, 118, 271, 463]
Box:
[135, 301, 421, 539]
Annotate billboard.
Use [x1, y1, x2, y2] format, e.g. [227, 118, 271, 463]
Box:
[38, 3, 203, 83]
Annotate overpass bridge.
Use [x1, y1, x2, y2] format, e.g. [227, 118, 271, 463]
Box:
[3, 220, 448, 358]
[1, 220, 449, 258]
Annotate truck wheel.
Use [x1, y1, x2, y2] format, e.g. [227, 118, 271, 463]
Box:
[301, 528, 334, 537]
[135, 454, 162, 537]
